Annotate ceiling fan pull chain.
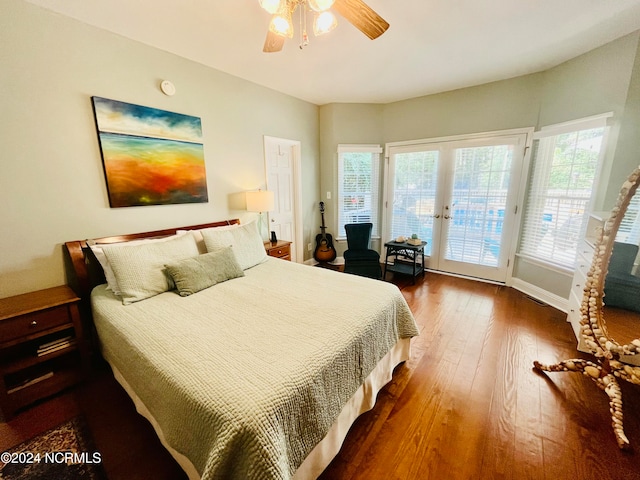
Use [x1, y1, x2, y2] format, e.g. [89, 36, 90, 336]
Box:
[300, 1, 309, 49]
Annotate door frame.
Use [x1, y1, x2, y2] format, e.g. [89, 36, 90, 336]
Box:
[383, 127, 534, 284]
[263, 135, 304, 263]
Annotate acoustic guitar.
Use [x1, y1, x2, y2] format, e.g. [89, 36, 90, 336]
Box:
[314, 201, 337, 263]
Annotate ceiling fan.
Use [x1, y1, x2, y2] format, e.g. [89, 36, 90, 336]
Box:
[259, 0, 390, 53]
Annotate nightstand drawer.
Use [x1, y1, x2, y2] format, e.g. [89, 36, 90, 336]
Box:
[264, 240, 292, 260]
[0, 306, 71, 344]
[271, 244, 290, 258]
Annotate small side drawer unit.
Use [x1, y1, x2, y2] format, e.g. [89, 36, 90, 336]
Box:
[566, 239, 595, 353]
[264, 240, 292, 261]
[0, 285, 89, 420]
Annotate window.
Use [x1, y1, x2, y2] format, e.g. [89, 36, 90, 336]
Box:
[387, 148, 439, 257]
[337, 144, 382, 238]
[617, 191, 640, 245]
[519, 113, 612, 269]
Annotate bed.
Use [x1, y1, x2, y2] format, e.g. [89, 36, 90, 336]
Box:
[64, 219, 419, 480]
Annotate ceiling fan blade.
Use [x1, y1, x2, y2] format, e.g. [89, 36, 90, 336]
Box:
[333, 0, 389, 40]
[263, 30, 285, 53]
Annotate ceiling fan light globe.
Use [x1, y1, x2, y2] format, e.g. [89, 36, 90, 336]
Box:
[269, 13, 294, 38]
[308, 0, 335, 12]
[313, 11, 337, 36]
[259, 0, 283, 14]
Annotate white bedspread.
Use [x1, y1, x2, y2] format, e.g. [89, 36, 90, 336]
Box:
[91, 258, 419, 479]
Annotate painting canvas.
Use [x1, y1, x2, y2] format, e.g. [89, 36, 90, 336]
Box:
[91, 97, 208, 207]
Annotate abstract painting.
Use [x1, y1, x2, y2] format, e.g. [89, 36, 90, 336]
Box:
[91, 97, 208, 207]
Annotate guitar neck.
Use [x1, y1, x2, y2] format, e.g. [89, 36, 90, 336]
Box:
[319, 202, 331, 240]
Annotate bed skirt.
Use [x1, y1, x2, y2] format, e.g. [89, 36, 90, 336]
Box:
[109, 337, 411, 480]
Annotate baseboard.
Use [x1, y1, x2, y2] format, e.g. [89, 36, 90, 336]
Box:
[510, 278, 568, 313]
[304, 256, 344, 266]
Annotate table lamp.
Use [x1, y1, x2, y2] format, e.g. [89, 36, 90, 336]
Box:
[246, 190, 275, 240]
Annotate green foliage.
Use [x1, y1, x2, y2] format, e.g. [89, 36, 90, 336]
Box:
[548, 128, 603, 190]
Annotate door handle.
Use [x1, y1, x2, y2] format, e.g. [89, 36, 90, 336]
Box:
[433, 214, 441, 219]
[444, 214, 452, 220]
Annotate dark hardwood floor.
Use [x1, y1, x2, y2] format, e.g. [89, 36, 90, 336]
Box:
[2, 272, 639, 479]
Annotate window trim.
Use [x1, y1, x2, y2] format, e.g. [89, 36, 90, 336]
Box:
[533, 112, 613, 139]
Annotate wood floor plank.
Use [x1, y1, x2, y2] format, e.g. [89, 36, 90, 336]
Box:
[410, 288, 497, 478]
[512, 324, 545, 480]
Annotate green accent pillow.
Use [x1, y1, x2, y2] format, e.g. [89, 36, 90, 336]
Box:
[165, 247, 245, 297]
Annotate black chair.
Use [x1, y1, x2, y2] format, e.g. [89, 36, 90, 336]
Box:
[604, 241, 640, 313]
[343, 223, 382, 280]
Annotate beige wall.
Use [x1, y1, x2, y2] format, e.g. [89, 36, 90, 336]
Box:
[318, 103, 384, 255]
[382, 75, 543, 142]
[0, 0, 320, 298]
[605, 33, 640, 209]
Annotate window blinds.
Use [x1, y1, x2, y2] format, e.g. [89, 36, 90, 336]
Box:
[337, 144, 382, 238]
[519, 113, 612, 269]
[617, 191, 640, 245]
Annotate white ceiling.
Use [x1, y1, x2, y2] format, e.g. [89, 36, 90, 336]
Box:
[24, 0, 640, 105]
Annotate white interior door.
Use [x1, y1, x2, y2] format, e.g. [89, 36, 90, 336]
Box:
[385, 132, 528, 282]
[264, 136, 303, 262]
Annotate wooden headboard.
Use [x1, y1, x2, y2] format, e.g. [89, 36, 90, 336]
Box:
[63, 219, 240, 303]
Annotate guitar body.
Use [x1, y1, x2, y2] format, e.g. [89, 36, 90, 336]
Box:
[314, 231, 337, 263]
[313, 201, 337, 263]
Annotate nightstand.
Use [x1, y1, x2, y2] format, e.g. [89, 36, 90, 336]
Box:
[264, 240, 292, 261]
[0, 285, 89, 420]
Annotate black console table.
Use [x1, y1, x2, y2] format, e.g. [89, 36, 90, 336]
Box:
[383, 240, 427, 283]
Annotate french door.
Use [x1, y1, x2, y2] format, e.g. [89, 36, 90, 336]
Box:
[384, 132, 528, 282]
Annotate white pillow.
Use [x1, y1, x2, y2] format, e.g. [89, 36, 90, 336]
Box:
[200, 221, 267, 270]
[101, 233, 199, 305]
[89, 232, 188, 295]
[176, 229, 207, 254]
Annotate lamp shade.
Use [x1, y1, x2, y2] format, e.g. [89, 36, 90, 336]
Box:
[308, 0, 335, 12]
[269, 9, 294, 38]
[314, 11, 337, 35]
[259, 0, 282, 14]
[246, 190, 275, 212]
